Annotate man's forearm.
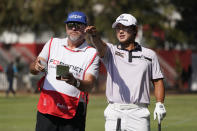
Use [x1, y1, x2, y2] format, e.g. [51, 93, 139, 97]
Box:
[153, 79, 165, 103]
[90, 35, 107, 58]
[76, 79, 94, 93]
[85, 26, 107, 57]
[74, 73, 96, 93]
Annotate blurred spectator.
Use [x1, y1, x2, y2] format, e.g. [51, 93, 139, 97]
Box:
[15, 56, 25, 90]
[179, 65, 192, 92]
[188, 64, 192, 91]
[0, 65, 3, 72]
[5, 61, 18, 97]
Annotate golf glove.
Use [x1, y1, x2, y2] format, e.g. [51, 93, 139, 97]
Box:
[154, 102, 166, 124]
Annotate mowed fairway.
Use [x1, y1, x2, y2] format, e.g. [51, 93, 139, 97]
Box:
[0, 92, 197, 131]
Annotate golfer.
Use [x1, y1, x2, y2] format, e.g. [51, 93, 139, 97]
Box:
[85, 13, 166, 131]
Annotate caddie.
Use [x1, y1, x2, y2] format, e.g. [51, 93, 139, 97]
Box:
[30, 11, 99, 131]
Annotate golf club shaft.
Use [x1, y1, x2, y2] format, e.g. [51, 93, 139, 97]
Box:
[116, 118, 121, 131]
[158, 123, 161, 131]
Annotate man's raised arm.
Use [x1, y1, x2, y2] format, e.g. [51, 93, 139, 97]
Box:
[85, 26, 107, 58]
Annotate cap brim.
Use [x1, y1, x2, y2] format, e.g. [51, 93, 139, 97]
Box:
[64, 20, 87, 25]
[112, 21, 135, 28]
[112, 22, 118, 28]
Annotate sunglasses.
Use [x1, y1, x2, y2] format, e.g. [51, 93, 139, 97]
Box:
[115, 25, 136, 32]
[67, 22, 85, 30]
[115, 26, 131, 32]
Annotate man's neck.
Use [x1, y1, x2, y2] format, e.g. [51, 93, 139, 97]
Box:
[121, 42, 135, 51]
[67, 39, 85, 49]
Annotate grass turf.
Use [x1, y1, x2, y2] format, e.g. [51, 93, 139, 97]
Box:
[0, 92, 197, 131]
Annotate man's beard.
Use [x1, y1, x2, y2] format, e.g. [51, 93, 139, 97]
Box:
[68, 35, 82, 43]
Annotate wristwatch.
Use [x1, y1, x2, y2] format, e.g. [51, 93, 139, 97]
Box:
[75, 79, 80, 88]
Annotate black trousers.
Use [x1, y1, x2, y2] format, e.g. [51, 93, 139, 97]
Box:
[36, 102, 87, 131]
[6, 78, 15, 95]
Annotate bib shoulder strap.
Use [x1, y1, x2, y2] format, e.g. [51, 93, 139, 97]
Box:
[47, 37, 53, 61]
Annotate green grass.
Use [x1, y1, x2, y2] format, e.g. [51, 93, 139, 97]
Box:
[0, 92, 197, 131]
[0, 93, 38, 131]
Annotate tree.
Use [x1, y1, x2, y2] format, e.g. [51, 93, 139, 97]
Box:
[171, 0, 197, 48]
[0, 0, 194, 49]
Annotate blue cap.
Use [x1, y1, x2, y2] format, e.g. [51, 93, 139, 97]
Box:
[64, 11, 87, 25]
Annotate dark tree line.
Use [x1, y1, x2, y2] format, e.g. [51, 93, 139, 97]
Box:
[0, 0, 196, 49]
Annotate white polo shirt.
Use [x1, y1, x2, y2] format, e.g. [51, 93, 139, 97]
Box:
[102, 42, 163, 104]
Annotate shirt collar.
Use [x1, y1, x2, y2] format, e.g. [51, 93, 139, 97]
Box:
[64, 38, 89, 52]
[117, 42, 142, 52]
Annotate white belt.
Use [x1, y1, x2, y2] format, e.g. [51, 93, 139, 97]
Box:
[109, 102, 148, 110]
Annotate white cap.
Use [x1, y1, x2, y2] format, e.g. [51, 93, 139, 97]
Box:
[112, 13, 137, 28]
